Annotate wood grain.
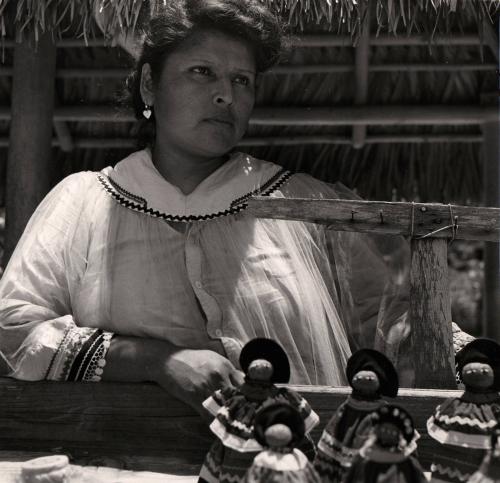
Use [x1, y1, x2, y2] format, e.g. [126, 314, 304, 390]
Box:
[4, 31, 57, 265]
[250, 105, 498, 126]
[0, 104, 494, 125]
[409, 239, 455, 388]
[482, 120, 500, 340]
[247, 197, 500, 242]
[0, 379, 459, 473]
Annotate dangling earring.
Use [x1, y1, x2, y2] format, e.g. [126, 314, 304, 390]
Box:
[142, 103, 152, 119]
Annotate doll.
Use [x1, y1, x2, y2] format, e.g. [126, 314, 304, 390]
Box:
[427, 338, 500, 483]
[344, 404, 425, 483]
[469, 427, 500, 483]
[199, 338, 319, 483]
[314, 348, 399, 482]
[244, 403, 321, 483]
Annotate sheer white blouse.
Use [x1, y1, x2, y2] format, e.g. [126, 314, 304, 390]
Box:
[0, 150, 410, 385]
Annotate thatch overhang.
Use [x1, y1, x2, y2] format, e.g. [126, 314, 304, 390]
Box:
[1, 0, 498, 41]
[0, 0, 497, 204]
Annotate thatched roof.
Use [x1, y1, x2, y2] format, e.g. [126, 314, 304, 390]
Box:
[0, 0, 498, 205]
[2, 0, 498, 41]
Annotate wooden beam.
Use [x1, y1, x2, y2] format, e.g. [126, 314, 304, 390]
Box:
[56, 68, 130, 78]
[4, 33, 57, 266]
[51, 106, 136, 122]
[482, 119, 500, 341]
[246, 198, 500, 242]
[352, 4, 370, 148]
[238, 134, 484, 146]
[0, 34, 485, 49]
[0, 134, 484, 149]
[0, 62, 495, 79]
[291, 34, 483, 47]
[0, 379, 460, 472]
[51, 62, 500, 77]
[410, 239, 455, 388]
[239, 134, 484, 145]
[0, 105, 483, 125]
[0, 105, 494, 127]
[369, 63, 497, 72]
[250, 105, 498, 126]
[0, 38, 109, 48]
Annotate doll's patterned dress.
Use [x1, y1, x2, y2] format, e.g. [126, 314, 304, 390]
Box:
[427, 391, 500, 483]
[427, 339, 500, 483]
[343, 405, 424, 483]
[469, 432, 500, 483]
[344, 447, 426, 483]
[244, 448, 321, 483]
[199, 380, 318, 483]
[314, 396, 384, 482]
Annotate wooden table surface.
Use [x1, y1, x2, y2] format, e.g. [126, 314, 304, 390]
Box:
[0, 452, 432, 482]
[0, 380, 460, 477]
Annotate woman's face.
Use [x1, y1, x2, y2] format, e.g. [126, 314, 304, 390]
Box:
[143, 29, 256, 159]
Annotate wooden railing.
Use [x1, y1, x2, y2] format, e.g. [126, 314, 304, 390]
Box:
[0, 379, 458, 474]
[248, 197, 500, 388]
[1, 198, 497, 474]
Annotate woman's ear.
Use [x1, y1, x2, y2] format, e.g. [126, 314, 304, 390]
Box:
[140, 63, 155, 106]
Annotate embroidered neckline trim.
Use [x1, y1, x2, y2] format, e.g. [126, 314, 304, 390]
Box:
[96, 168, 292, 222]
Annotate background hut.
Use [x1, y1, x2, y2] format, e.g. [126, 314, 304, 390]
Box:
[0, 0, 498, 336]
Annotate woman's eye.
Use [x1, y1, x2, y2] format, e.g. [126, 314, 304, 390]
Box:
[191, 66, 211, 76]
[233, 76, 250, 86]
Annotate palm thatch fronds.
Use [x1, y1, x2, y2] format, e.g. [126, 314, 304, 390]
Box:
[0, 0, 498, 42]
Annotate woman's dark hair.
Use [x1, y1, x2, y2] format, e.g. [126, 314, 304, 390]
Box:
[127, 0, 287, 147]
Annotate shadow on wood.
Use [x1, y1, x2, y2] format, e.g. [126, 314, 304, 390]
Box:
[0, 379, 459, 474]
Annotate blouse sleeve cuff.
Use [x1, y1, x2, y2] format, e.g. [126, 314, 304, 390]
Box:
[451, 321, 475, 355]
[46, 328, 114, 382]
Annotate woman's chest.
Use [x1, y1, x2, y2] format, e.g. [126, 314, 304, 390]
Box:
[73, 215, 327, 330]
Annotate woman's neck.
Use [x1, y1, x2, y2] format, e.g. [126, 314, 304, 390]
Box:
[152, 143, 228, 195]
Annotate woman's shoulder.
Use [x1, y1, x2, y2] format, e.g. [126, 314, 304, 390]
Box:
[37, 171, 96, 205]
[39, 170, 110, 222]
[240, 154, 357, 201]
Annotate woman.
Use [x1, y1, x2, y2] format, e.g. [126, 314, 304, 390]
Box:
[0, 0, 410, 415]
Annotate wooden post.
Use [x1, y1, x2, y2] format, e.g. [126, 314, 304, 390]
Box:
[248, 197, 500, 388]
[482, 119, 500, 342]
[3, 33, 57, 266]
[410, 239, 456, 388]
[352, 3, 370, 148]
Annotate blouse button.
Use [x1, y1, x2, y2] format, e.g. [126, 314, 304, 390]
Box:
[215, 329, 222, 337]
[194, 281, 202, 289]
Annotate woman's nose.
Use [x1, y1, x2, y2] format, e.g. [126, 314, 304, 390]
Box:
[213, 79, 233, 106]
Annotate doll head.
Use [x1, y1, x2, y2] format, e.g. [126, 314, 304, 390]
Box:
[346, 349, 398, 398]
[240, 338, 291, 383]
[254, 403, 305, 449]
[351, 370, 380, 395]
[264, 424, 293, 448]
[462, 362, 494, 389]
[456, 339, 500, 391]
[248, 359, 274, 382]
[373, 405, 415, 449]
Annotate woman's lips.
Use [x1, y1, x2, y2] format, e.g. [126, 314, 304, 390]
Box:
[206, 116, 234, 127]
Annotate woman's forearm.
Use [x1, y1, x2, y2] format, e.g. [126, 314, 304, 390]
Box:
[100, 335, 243, 416]
[102, 335, 173, 383]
